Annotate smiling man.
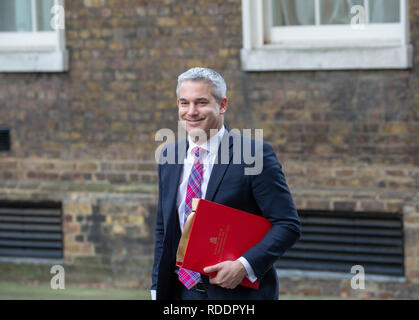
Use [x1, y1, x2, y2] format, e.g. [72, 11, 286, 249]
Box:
[151, 67, 301, 300]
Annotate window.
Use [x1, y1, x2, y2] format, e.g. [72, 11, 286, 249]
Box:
[0, 0, 68, 72]
[241, 0, 413, 70]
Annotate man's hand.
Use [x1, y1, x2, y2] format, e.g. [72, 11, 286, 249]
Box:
[203, 260, 247, 289]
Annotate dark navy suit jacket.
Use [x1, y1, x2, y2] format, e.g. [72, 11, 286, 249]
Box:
[151, 130, 301, 300]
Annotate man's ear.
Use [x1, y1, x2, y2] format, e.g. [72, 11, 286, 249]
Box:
[219, 97, 228, 115]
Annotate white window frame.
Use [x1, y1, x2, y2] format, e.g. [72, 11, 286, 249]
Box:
[0, 0, 68, 72]
[241, 0, 413, 71]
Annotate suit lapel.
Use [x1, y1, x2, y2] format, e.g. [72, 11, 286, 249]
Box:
[205, 130, 233, 201]
[165, 130, 233, 211]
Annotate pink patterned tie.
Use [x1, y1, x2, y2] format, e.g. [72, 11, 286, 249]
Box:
[178, 146, 204, 289]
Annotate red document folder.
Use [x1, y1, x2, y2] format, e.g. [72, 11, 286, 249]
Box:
[176, 199, 272, 289]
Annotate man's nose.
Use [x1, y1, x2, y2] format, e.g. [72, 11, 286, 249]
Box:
[186, 103, 199, 115]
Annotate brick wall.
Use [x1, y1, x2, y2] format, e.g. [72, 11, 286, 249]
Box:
[0, 0, 418, 296]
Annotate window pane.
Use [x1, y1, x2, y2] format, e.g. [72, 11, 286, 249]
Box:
[369, 0, 400, 23]
[0, 0, 17, 31]
[0, 0, 32, 31]
[15, 0, 33, 31]
[37, 0, 55, 31]
[272, 0, 315, 26]
[320, 0, 364, 25]
[0, 0, 56, 32]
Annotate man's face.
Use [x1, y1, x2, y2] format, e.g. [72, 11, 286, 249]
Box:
[177, 80, 227, 141]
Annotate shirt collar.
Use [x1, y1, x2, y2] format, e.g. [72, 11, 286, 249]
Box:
[187, 125, 225, 156]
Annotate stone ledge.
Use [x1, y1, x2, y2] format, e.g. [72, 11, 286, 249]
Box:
[241, 45, 413, 71]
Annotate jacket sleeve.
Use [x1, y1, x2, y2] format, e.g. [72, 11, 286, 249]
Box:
[151, 163, 164, 291]
[242, 142, 301, 279]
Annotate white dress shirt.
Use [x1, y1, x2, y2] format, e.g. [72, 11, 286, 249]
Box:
[176, 125, 225, 231]
[151, 125, 256, 300]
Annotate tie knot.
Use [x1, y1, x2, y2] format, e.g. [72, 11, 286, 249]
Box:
[191, 146, 204, 159]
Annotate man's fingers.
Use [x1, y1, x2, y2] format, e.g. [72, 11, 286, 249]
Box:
[203, 263, 222, 273]
[209, 275, 227, 287]
[205, 261, 243, 290]
[209, 275, 234, 289]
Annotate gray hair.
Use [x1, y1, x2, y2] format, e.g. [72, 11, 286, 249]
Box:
[176, 67, 227, 102]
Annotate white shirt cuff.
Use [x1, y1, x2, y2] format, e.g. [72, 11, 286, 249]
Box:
[151, 289, 156, 300]
[237, 256, 257, 283]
